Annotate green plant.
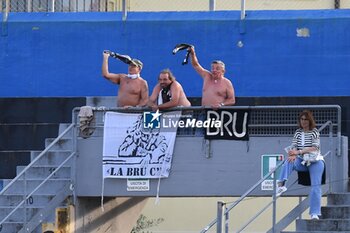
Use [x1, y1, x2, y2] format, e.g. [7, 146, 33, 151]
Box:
[131, 214, 164, 233]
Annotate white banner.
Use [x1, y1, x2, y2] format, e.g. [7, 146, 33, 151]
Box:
[102, 111, 180, 179]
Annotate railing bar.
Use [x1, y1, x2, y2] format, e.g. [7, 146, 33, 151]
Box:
[225, 208, 229, 233]
[237, 200, 274, 233]
[0, 151, 75, 225]
[318, 120, 332, 132]
[337, 107, 342, 155]
[72, 105, 341, 112]
[74, 124, 337, 128]
[25, 152, 75, 199]
[0, 199, 25, 226]
[203, 143, 331, 231]
[201, 162, 284, 232]
[225, 163, 283, 214]
[23, 173, 27, 226]
[0, 123, 74, 195]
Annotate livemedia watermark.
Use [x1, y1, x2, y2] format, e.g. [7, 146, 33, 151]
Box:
[143, 110, 221, 130]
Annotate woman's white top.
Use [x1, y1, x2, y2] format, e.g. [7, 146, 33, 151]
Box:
[292, 128, 324, 161]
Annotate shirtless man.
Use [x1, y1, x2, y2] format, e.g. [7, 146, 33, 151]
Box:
[147, 69, 191, 111]
[188, 46, 235, 108]
[102, 52, 149, 107]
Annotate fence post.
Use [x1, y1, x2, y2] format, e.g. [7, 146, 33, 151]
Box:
[329, 123, 334, 193]
[1, 0, 9, 36]
[240, 0, 246, 20]
[3, 0, 9, 21]
[217, 201, 225, 233]
[50, 0, 55, 12]
[335, 0, 340, 9]
[27, 0, 32, 12]
[209, 0, 215, 11]
[122, 0, 127, 21]
[272, 170, 277, 233]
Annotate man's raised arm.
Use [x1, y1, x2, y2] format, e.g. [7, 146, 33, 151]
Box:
[188, 46, 210, 79]
[102, 52, 123, 84]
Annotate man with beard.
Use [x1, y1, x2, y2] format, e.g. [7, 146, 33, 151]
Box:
[147, 69, 191, 111]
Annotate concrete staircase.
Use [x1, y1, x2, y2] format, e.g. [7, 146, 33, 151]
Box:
[282, 193, 350, 233]
[0, 123, 75, 233]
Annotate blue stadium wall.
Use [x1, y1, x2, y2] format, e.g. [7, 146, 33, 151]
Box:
[0, 10, 350, 97]
[1, 10, 350, 180]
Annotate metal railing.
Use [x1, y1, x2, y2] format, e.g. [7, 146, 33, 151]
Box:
[200, 118, 337, 233]
[203, 153, 333, 233]
[73, 105, 341, 172]
[1, 0, 348, 19]
[201, 160, 285, 233]
[0, 123, 77, 231]
[73, 105, 341, 146]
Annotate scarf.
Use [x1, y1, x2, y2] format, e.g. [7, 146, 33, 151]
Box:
[127, 74, 140, 79]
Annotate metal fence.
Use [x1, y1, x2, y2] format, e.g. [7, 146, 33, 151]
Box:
[1, 0, 115, 12]
[1, 0, 349, 13]
[73, 105, 341, 137]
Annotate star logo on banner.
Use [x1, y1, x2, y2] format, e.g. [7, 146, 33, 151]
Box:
[143, 110, 162, 129]
[150, 109, 162, 123]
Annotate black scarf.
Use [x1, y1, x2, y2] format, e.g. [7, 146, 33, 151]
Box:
[161, 82, 173, 103]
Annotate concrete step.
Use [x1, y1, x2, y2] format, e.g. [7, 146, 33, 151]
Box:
[0, 206, 42, 222]
[296, 219, 350, 231]
[1, 179, 71, 195]
[45, 138, 73, 150]
[58, 123, 74, 138]
[0, 222, 24, 233]
[0, 221, 44, 233]
[16, 166, 71, 179]
[321, 205, 350, 219]
[327, 193, 350, 205]
[30, 150, 73, 166]
[0, 194, 54, 207]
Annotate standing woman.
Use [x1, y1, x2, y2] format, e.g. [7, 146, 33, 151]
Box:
[276, 110, 325, 220]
